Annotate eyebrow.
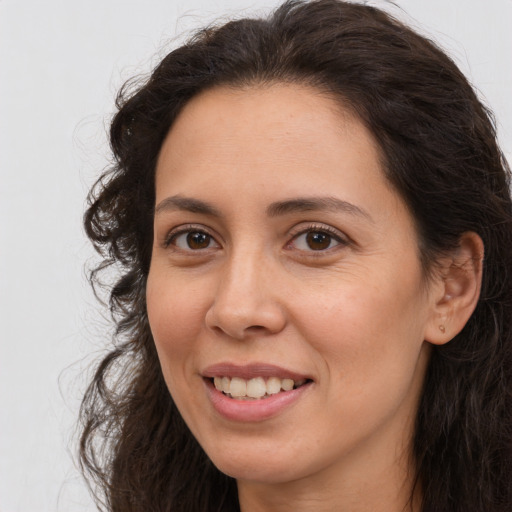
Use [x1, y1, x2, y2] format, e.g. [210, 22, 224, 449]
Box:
[266, 196, 373, 222]
[155, 195, 223, 217]
[155, 194, 372, 222]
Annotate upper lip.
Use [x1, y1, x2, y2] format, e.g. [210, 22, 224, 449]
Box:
[201, 362, 312, 381]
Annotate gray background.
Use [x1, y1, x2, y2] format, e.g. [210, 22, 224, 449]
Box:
[1, 0, 510, 510]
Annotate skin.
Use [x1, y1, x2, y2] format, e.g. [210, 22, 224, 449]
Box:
[146, 84, 479, 512]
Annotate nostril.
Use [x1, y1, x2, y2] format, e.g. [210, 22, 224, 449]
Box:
[246, 325, 266, 332]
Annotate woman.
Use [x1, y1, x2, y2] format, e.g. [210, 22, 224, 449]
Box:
[80, 1, 512, 511]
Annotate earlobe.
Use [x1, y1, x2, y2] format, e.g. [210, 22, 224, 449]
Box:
[425, 232, 484, 345]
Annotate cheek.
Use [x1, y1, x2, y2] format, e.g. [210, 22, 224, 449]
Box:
[299, 284, 428, 443]
[290, 265, 428, 389]
[146, 272, 213, 430]
[146, 272, 210, 370]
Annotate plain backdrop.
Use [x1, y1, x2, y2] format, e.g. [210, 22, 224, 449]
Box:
[1, 1, 510, 511]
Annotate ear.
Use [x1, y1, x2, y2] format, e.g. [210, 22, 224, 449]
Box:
[424, 231, 484, 345]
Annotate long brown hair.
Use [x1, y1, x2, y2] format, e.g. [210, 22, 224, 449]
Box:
[80, 1, 512, 510]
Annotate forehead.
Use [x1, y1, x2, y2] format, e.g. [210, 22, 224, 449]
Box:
[157, 84, 378, 181]
[155, 83, 405, 224]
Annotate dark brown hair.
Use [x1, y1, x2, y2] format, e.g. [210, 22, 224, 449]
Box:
[80, 1, 512, 511]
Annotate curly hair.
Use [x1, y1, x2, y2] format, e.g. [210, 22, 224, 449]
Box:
[80, 1, 512, 511]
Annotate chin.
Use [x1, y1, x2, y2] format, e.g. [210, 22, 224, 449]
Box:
[215, 461, 301, 484]
[203, 441, 313, 484]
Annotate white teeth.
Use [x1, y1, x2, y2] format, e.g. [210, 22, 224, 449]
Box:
[229, 377, 247, 397]
[266, 376, 282, 395]
[281, 378, 294, 391]
[221, 376, 230, 394]
[246, 377, 266, 398]
[212, 375, 307, 398]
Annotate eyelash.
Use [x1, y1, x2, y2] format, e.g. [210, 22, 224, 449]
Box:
[163, 223, 349, 253]
[287, 224, 349, 252]
[163, 224, 217, 250]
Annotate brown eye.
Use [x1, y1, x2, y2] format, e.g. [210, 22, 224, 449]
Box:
[305, 232, 331, 250]
[169, 230, 219, 251]
[290, 228, 345, 252]
[187, 232, 211, 249]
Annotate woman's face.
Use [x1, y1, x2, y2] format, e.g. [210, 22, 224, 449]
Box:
[147, 84, 438, 485]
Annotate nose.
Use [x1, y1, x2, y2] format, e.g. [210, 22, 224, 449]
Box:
[205, 250, 287, 340]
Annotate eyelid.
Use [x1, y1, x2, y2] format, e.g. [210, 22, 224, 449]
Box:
[163, 223, 221, 249]
[161, 222, 349, 252]
[286, 222, 350, 250]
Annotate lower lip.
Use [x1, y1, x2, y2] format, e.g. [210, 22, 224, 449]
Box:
[204, 379, 312, 422]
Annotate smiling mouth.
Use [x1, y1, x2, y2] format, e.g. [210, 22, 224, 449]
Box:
[210, 376, 310, 400]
